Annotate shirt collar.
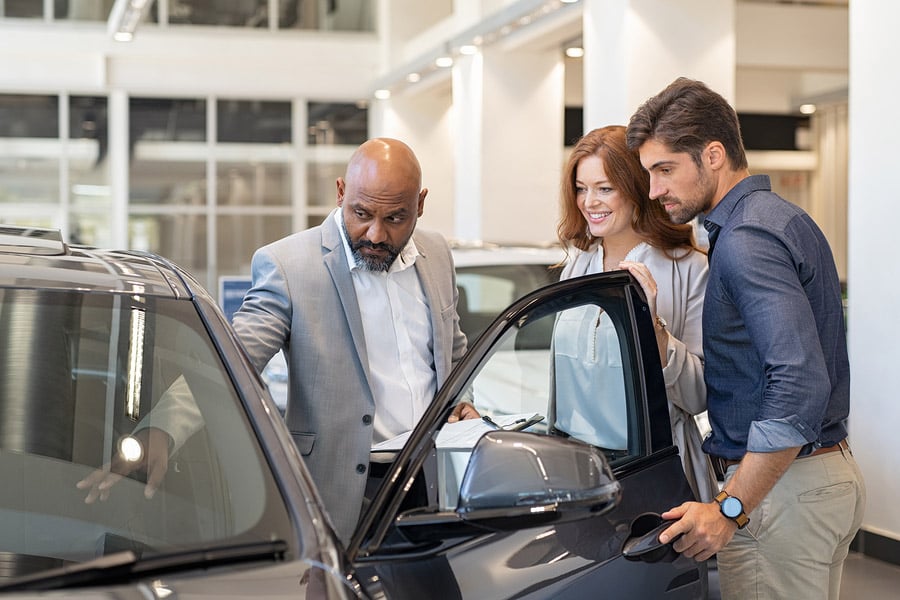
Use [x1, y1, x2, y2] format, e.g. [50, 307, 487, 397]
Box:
[704, 174, 772, 232]
[334, 208, 419, 274]
[703, 174, 772, 253]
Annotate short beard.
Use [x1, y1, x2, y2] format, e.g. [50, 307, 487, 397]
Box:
[342, 221, 401, 272]
[662, 168, 715, 225]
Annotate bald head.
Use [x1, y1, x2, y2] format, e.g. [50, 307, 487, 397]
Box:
[345, 137, 423, 193]
[336, 138, 428, 271]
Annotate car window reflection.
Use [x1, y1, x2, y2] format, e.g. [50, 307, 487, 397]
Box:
[0, 289, 293, 577]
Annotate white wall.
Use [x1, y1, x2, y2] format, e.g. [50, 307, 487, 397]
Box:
[375, 85, 456, 240]
[847, 0, 900, 544]
[0, 23, 380, 99]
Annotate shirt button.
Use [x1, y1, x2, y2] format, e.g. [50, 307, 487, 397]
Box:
[362, 414, 373, 425]
[356, 463, 367, 474]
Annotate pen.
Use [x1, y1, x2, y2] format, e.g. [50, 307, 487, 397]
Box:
[482, 415, 500, 428]
[509, 415, 545, 431]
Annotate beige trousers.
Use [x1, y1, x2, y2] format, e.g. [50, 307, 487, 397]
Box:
[717, 444, 866, 599]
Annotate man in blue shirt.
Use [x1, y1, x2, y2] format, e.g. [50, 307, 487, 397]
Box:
[626, 77, 865, 599]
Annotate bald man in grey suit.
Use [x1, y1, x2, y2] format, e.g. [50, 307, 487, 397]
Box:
[232, 138, 476, 543]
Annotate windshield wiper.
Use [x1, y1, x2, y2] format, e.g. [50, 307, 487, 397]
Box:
[0, 540, 288, 592]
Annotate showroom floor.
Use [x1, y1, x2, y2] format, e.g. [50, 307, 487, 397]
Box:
[707, 551, 900, 599]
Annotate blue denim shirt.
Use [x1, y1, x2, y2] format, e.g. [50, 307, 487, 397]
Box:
[701, 175, 849, 460]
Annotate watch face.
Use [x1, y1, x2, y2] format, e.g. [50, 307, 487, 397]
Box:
[721, 496, 743, 518]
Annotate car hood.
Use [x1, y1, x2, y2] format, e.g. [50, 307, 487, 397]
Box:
[4, 559, 366, 599]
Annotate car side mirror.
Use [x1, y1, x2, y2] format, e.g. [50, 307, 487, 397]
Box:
[458, 430, 620, 517]
[395, 431, 621, 540]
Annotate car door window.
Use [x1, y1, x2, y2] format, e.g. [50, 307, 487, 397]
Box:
[434, 283, 646, 511]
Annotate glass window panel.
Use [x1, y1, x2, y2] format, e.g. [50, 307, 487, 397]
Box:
[0, 94, 58, 138]
[129, 214, 208, 282]
[130, 98, 206, 143]
[306, 214, 327, 230]
[215, 214, 292, 277]
[167, 0, 267, 27]
[306, 162, 342, 207]
[217, 161, 290, 207]
[0, 155, 59, 204]
[307, 102, 367, 145]
[279, 0, 375, 31]
[70, 96, 107, 143]
[130, 97, 206, 206]
[2, 0, 42, 18]
[217, 100, 291, 144]
[69, 96, 110, 213]
[69, 212, 112, 247]
[130, 158, 206, 205]
[57, 0, 115, 20]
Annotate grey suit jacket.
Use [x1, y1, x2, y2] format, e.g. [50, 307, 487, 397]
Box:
[232, 211, 467, 543]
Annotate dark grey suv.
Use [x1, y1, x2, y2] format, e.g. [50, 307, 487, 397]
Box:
[0, 226, 705, 598]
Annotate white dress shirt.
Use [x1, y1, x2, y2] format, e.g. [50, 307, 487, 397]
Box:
[334, 211, 436, 444]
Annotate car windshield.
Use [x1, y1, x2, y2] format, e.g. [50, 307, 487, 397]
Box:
[0, 288, 293, 578]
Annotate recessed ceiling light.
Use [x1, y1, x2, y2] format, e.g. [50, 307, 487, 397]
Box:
[799, 103, 817, 115]
[565, 47, 585, 58]
[459, 45, 478, 55]
[374, 89, 391, 100]
[435, 56, 454, 68]
[406, 72, 421, 83]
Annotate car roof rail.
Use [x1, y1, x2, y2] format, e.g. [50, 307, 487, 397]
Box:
[0, 225, 68, 256]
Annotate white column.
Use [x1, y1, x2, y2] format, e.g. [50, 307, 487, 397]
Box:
[108, 89, 129, 249]
[478, 45, 565, 244]
[583, 0, 736, 129]
[372, 92, 456, 240]
[847, 0, 900, 545]
[452, 52, 484, 241]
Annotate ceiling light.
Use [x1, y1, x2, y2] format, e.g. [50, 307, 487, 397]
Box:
[799, 103, 817, 115]
[406, 72, 421, 83]
[108, 0, 154, 42]
[459, 45, 478, 55]
[565, 47, 584, 58]
[374, 89, 391, 100]
[435, 56, 454, 68]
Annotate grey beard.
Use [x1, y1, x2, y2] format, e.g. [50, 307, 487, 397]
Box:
[351, 246, 397, 272]
[342, 220, 400, 272]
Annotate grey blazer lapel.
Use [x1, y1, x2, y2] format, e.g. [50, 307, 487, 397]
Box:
[412, 237, 448, 384]
[321, 216, 371, 381]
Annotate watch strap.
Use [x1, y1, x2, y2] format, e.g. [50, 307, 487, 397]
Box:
[714, 490, 750, 529]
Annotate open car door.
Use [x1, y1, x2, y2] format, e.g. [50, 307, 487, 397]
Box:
[349, 271, 707, 600]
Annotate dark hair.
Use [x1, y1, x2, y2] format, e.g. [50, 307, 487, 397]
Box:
[626, 77, 748, 171]
[558, 125, 698, 255]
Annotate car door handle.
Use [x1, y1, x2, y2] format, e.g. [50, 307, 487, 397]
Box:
[621, 513, 682, 563]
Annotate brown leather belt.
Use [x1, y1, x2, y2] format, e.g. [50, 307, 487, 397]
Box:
[714, 438, 849, 472]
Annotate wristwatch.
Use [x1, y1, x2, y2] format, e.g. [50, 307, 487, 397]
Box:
[714, 490, 749, 529]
